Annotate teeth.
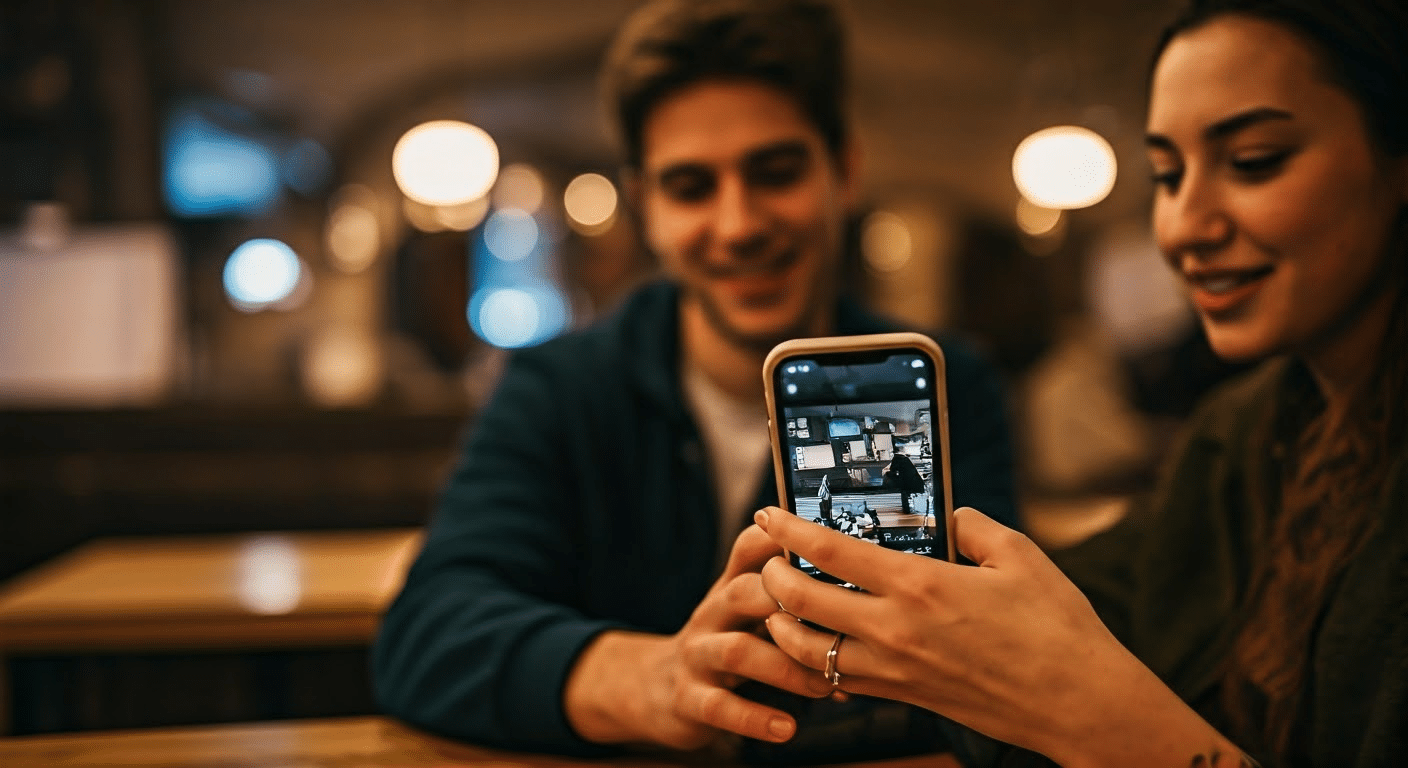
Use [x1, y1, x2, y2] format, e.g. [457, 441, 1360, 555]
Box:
[1202, 278, 1239, 294]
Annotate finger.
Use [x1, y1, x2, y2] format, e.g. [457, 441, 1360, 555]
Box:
[764, 612, 878, 688]
[754, 507, 907, 593]
[682, 629, 833, 699]
[721, 524, 784, 579]
[951, 506, 1035, 567]
[674, 678, 799, 743]
[692, 572, 784, 631]
[759, 555, 887, 638]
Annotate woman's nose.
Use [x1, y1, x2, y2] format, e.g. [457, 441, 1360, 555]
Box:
[1154, 174, 1233, 259]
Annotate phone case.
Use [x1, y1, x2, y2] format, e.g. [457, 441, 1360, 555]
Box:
[763, 332, 955, 564]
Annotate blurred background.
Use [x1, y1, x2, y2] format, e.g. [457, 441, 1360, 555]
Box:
[0, 0, 1250, 736]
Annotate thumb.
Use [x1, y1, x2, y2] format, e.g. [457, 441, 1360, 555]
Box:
[952, 506, 1028, 567]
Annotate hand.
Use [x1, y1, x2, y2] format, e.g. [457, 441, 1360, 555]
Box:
[757, 506, 1245, 768]
[564, 524, 833, 751]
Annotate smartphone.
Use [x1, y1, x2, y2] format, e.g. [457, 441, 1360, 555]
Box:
[764, 333, 955, 586]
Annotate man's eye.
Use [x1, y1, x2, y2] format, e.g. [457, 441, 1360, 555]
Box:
[746, 148, 810, 188]
[749, 158, 807, 188]
[660, 171, 715, 203]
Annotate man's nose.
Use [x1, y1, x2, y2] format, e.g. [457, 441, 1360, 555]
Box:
[713, 175, 769, 254]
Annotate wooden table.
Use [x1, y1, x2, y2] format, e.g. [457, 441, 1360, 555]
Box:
[0, 529, 421, 653]
[0, 716, 962, 767]
[0, 529, 422, 733]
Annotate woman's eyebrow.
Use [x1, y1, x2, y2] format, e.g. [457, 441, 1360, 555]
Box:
[1145, 106, 1295, 150]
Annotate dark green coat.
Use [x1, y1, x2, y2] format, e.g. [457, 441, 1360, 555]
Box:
[1055, 358, 1408, 767]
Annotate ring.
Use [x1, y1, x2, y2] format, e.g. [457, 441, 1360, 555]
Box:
[824, 632, 845, 688]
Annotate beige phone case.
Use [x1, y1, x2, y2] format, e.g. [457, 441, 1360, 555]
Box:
[762, 332, 955, 563]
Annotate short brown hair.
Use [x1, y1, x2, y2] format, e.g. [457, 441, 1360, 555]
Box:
[601, 0, 848, 168]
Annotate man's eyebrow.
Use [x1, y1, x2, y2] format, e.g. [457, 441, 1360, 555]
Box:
[1145, 106, 1295, 149]
[653, 161, 711, 185]
[744, 139, 810, 164]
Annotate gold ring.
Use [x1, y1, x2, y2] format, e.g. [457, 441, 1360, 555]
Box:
[824, 632, 845, 688]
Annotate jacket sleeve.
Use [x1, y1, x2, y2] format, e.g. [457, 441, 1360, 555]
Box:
[372, 350, 622, 756]
[940, 339, 1021, 531]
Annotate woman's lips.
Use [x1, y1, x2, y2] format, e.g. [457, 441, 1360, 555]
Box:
[1185, 265, 1274, 315]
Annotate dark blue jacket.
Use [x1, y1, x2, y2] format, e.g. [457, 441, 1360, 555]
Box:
[373, 281, 1018, 758]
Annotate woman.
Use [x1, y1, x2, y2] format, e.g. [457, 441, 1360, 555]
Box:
[757, 0, 1408, 765]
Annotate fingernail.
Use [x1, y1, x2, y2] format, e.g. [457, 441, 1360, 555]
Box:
[754, 508, 770, 529]
[769, 716, 794, 741]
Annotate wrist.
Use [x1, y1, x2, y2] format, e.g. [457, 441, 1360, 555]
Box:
[563, 630, 671, 745]
[1042, 646, 1242, 768]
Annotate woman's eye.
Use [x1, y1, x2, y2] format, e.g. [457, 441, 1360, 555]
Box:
[1230, 149, 1291, 178]
[1149, 167, 1182, 190]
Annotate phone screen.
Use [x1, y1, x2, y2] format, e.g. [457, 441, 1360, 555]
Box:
[770, 346, 950, 585]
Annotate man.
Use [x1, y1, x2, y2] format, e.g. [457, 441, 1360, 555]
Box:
[374, 0, 1016, 762]
[885, 453, 926, 518]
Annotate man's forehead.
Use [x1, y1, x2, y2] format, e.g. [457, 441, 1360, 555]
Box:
[639, 79, 826, 172]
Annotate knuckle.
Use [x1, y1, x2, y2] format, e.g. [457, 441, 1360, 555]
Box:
[716, 633, 752, 671]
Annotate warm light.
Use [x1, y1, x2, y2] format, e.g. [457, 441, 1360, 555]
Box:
[477, 288, 540, 348]
[393, 120, 499, 206]
[484, 209, 538, 262]
[301, 327, 382, 407]
[1016, 197, 1062, 237]
[564, 173, 618, 234]
[492, 164, 545, 214]
[236, 536, 302, 615]
[327, 186, 380, 274]
[862, 211, 912, 272]
[1012, 126, 1117, 209]
[435, 196, 490, 231]
[224, 238, 301, 310]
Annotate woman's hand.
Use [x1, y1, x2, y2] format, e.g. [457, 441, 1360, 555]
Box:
[757, 506, 1244, 768]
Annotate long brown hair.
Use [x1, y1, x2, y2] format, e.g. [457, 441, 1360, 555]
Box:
[1153, 0, 1408, 762]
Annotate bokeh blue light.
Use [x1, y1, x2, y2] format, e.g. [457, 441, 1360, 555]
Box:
[223, 238, 302, 310]
[163, 105, 281, 217]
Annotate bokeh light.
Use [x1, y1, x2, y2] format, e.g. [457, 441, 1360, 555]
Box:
[563, 173, 618, 234]
[477, 288, 540, 348]
[862, 210, 912, 272]
[435, 196, 490, 231]
[223, 238, 302, 310]
[1012, 125, 1117, 209]
[236, 535, 302, 615]
[164, 106, 280, 217]
[468, 283, 570, 350]
[484, 209, 539, 262]
[392, 120, 499, 206]
[282, 138, 332, 197]
[1016, 197, 1063, 237]
[492, 163, 545, 214]
[301, 327, 383, 407]
[326, 185, 380, 274]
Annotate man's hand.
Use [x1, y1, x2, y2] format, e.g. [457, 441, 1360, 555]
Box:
[563, 524, 833, 750]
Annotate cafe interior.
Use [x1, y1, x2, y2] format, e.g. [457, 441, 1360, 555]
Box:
[0, 0, 1252, 764]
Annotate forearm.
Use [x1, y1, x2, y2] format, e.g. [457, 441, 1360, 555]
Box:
[1044, 647, 1253, 768]
[563, 629, 674, 745]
